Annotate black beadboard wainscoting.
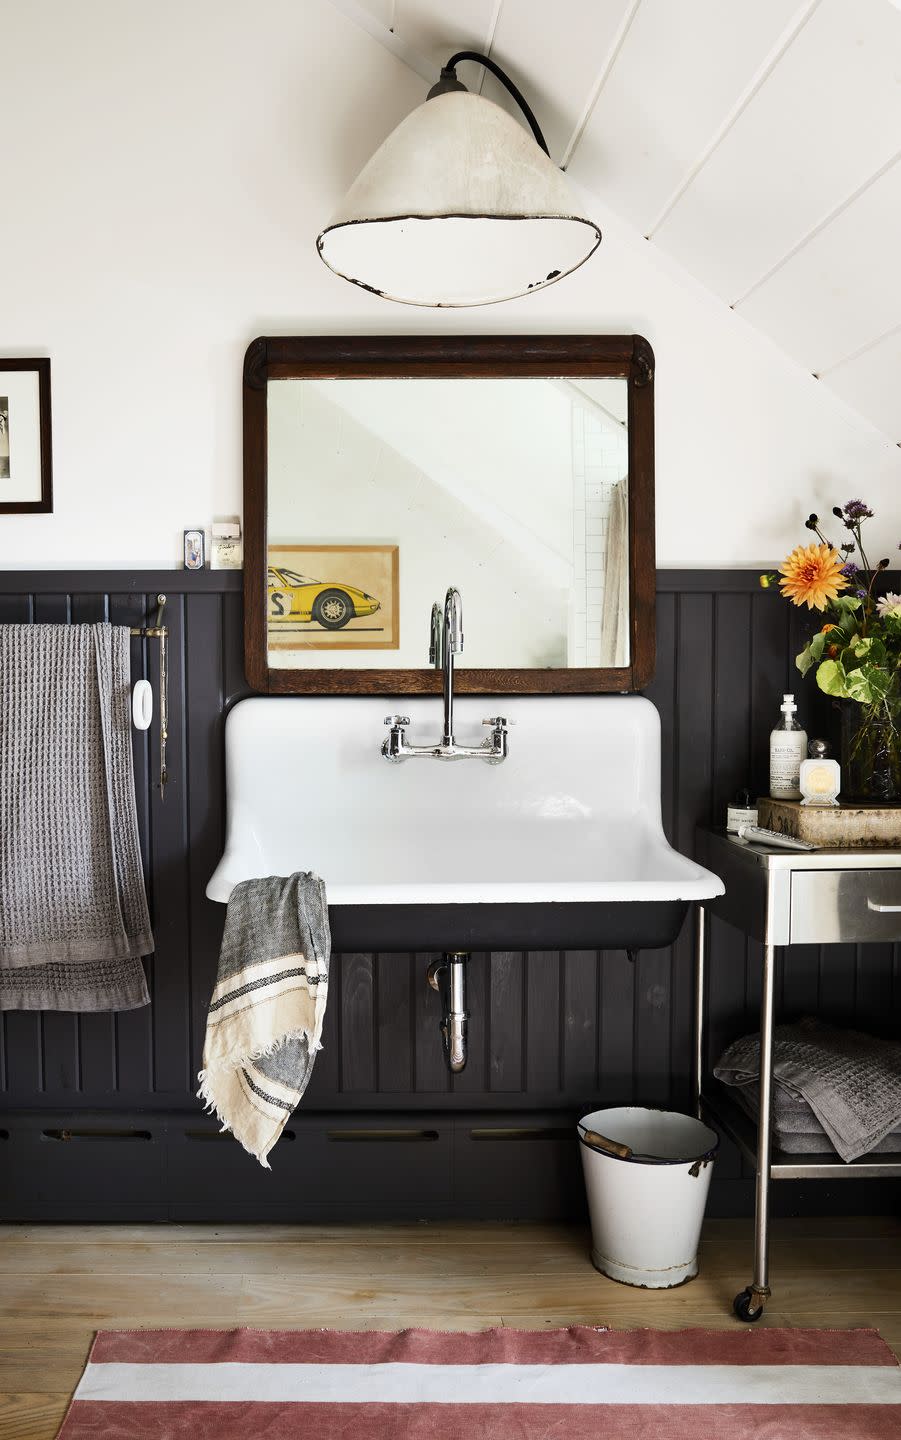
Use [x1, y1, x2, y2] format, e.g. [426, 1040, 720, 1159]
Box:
[0, 570, 898, 1221]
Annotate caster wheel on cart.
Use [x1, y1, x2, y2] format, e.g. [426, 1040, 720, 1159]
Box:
[733, 1287, 765, 1323]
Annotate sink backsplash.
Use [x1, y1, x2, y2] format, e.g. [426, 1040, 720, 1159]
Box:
[1, 568, 898, 1222]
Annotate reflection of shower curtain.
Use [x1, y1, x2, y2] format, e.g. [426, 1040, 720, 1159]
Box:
[599, 478, 628, 668]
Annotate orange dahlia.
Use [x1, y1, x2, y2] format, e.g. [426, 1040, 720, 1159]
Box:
[778, 543, 848, 610]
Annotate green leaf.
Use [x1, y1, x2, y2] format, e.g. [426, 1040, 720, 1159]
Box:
[843, 667, 874, 704]
[861, 664, 892, 702]
[797, 630, 829, 676]
[859, 638, 887, 667]
[816, 659, 849, 697]
[833, 595, 863, 619]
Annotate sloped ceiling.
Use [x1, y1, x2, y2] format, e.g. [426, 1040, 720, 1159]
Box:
[328, 0, 901, 446]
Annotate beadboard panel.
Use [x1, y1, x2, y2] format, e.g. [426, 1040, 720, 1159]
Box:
[0, 571, 899, 1220]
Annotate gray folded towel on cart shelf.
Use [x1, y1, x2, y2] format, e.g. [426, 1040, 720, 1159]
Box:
[731, 1084, 901, 1156]
[0, 623, 153, 1011]
[714, 1018, 901, 1163]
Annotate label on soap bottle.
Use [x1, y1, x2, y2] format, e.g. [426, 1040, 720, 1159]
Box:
[770, 733, 807, 799]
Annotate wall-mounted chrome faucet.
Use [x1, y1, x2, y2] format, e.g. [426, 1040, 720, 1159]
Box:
[382, 586, 509, 763]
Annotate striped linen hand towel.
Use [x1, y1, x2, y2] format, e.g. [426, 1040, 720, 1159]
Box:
[198, 873, 330, 1166]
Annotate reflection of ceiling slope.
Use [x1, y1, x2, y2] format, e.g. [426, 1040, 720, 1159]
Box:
[295, 382, 573, 592]
[328, 0, 901, 445]
[268, 382, 572, 667]
[307, 377, 576, 578]
[557, 377, 628, 431]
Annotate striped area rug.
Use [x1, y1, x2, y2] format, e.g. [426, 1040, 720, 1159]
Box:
[57, 1325, 901, 1438]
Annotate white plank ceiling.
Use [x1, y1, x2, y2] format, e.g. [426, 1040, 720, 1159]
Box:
[329, 0, 901, 445]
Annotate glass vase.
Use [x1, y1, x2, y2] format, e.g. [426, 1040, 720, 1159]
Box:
[840, 699, 901, 803]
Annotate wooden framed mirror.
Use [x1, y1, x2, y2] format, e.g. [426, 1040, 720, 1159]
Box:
[243, 334, 655, 695]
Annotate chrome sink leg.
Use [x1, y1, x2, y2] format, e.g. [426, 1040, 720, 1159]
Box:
[427, 952, 469, 1074]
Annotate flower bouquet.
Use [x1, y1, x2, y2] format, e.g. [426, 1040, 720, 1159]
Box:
[765, 501, 901, 802]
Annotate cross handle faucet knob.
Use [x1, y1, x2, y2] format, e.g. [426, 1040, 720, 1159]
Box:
[384, 714, 411, 726]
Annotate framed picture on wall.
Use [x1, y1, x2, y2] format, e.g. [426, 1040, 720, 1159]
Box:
[0, 359, 52, 514]
[267, 544, 399, 650]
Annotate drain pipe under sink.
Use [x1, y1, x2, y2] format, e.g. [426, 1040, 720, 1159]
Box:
[427, 952, 469, 1073]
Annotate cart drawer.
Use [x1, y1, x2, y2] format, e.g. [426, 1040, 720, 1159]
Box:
[790, 869, 901, 944]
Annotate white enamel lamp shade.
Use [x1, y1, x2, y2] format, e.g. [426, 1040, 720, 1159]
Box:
[317, 91, 601, 307]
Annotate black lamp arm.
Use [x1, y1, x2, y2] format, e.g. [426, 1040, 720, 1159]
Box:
[443, 51, 550, 157]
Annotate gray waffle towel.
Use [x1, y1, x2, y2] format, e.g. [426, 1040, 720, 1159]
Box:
[0, 623, 152, 1011]
[198, 873, 330, 1167]
[731, 1084, 901, 1155]
[715, 1018, 901, 1162]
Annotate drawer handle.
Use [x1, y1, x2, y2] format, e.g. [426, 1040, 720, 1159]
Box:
[867, 898, 901, 913]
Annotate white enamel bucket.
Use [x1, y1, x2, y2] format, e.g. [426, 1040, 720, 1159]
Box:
[578, 1107, 718, 1289]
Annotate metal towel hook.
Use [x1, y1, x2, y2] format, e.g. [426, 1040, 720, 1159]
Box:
[130, 593, 169, 800]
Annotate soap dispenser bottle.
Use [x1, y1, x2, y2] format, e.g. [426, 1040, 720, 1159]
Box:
[769, 693, 807, 801]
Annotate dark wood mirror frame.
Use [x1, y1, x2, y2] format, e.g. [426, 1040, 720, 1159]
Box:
[243, 334, 655, 695]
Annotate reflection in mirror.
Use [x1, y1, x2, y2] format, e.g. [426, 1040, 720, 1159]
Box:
[267, 377, 629, 672]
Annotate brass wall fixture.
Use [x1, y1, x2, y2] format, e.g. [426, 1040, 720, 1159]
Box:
[130, 593, 169, 799]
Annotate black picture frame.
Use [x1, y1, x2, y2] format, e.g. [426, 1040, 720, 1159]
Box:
[0, 358, 53, 515]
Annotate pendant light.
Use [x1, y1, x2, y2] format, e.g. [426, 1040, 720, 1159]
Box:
[316, 51, 601, 308]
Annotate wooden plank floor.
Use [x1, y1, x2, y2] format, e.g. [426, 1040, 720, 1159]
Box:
[1, 1216, 899, 1439]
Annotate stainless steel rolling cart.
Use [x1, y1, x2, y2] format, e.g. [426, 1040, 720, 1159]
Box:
[694, 827, 901, 1322]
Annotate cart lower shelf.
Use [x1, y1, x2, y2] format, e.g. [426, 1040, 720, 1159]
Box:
[701, 1085, 901, 1181]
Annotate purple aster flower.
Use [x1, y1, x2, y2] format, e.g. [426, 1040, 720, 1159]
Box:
[843, 500, 874, 521]
[840, 562, 859, 578]
[856, 588, 868, 599]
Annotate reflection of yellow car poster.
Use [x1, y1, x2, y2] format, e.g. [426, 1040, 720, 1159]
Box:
[267, 544, 399, 649]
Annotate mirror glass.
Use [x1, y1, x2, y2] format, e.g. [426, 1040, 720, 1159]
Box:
[266, 376, 629, 672]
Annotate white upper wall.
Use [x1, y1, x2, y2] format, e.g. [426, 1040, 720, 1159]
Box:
[1, 0, 898, 570]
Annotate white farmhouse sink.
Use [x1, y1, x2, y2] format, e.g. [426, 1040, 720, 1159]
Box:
[207, 695, 723, 950]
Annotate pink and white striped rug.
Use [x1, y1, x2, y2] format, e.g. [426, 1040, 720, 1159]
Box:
[57, 1325, 901, 1438]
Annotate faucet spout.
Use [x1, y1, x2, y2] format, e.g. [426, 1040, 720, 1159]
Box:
[380, 584, 506, 763]
[429, 602, 443, 669]
[442, 587, 462, 746]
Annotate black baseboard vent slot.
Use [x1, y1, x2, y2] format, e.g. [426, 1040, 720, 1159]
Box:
[469, 1127, 572, 1142]
[41, 1128, 153, 1142]
[326, 1128, 440, 1143]
[183, 1128, 296, 1142]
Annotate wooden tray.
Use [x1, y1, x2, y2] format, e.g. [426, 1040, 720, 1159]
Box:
[757, 797, 901, 848]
